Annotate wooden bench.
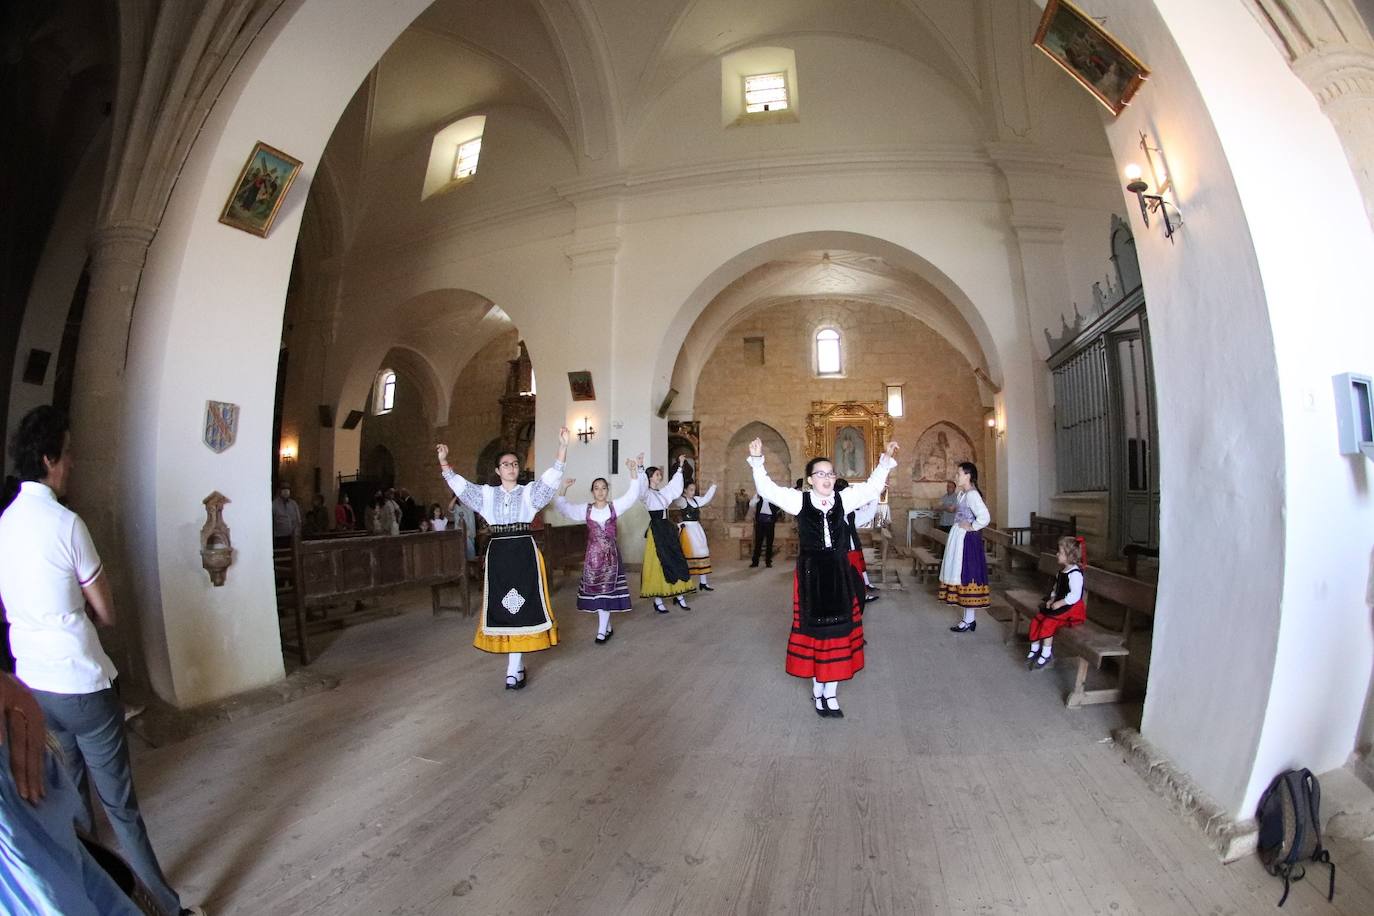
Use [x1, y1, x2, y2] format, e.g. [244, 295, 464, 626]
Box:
[279, 527, 471, 665]
[538, 522, 588, 577]
[1002, 553, 1156, 707]
[981, 526, 1015, 573]
[1002, 512, 1077, 568]
[910, 518, 946, 582]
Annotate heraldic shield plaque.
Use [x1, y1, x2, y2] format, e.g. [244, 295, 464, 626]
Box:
[204, 401, 240, 454]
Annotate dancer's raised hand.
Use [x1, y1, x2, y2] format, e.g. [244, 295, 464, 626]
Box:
[436, 444, 450, 465]
[748, 437, 764, 458]
[884, 441, 901, 461]
[561, 478, 576, 494]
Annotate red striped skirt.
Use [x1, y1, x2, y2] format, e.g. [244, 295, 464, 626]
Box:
[786, 572, 865, 681]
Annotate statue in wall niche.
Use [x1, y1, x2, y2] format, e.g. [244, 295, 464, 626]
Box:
[200, 491, 234, 586]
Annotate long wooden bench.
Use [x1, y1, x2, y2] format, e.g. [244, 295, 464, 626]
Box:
[278, 527, 471, 665]
[909, 519, 945, 582]
[1002, 512, 1077, 569]
[1002, 553, 1156, 707]
[538, 522, 588, 577]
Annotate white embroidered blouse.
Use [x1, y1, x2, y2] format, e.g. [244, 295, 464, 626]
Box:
[442, 461, 565, 524]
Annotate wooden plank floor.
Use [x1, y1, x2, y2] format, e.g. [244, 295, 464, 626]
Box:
[129, 558, 1374, 915]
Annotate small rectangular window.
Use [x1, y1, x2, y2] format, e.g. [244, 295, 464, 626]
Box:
[454, 136, 482, 179]
[886, 385, 904, 418]
[744, 336, 764, 366]
[816, 329, 841, 375]
[744, 72, 789, 113]
[381, 375, 396, 411]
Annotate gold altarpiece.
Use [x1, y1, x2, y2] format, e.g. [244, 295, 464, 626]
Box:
[805, 401, 892, 481]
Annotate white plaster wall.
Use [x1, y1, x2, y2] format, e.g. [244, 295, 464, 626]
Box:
[631, 35, 981, 165]
[120, 0, 435, 705]
[1153, 0, 1374, 817]
[1086, 0, 1374, 817]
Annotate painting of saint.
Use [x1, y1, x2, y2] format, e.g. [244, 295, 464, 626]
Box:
[913, 423, 975, 483]
[835, 426, 866, 479]
[218, 141, 303, 237]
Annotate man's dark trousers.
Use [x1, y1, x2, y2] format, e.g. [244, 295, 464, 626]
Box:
[752, 517, 776, 567]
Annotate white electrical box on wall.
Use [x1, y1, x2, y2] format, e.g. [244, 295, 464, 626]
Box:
[1333, 372, 1374, 459]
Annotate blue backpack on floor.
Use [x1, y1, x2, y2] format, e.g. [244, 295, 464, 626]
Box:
[1256, 768, 1335, 907]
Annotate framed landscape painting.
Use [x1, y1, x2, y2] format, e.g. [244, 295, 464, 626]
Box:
[1033, 0, 1149, 116]
[218, 141, 303, 237]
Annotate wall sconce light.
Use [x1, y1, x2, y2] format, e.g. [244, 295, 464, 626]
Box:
[985, 414, 1005, 440]
[1124, 132, 1181, 240]
[279, 445, 297, 464]
[576, 417, 596, 444]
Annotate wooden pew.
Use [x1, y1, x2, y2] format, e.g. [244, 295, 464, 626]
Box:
[980, 526, 1015, 573]
[538, 523, 588, 577]
[279, 527, 471, 665]
[1001, 553, 1157, 707]
[1001, 512, 1077, 569]
[909, 518, 946, 583]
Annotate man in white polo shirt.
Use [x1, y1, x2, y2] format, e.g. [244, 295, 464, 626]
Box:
[0, 406, 202, 916]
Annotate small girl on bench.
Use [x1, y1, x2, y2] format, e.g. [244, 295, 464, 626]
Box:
[1027, 536, 1087, 670]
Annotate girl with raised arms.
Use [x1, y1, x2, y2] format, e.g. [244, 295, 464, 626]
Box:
[639, 455, 695, 612]
[553, 454, 647, 643]
[436, 428, 568, 690]
[747, 436, 899, 718]
[672, 479, 719, 591]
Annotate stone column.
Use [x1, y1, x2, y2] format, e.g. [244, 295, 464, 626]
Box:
[66, 222, 157, 680]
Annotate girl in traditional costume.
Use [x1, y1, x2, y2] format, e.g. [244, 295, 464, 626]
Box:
[747, 436, 899, 718]
[553, 455, 646, 643]
[673, 480, 718, 591]
[940, 461, 991, 633]
[1026, 536, 1087, 669]
[436, 428, 568, 690]
[640, 455, 694, 612]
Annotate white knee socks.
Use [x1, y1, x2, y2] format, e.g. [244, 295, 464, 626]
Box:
[962, 607, 975, 625]
[505, 652, 523, 678]
[699, 574, 709, 586]
[597, 609, 611, 636]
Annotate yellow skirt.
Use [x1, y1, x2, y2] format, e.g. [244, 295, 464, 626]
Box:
[640, 527, 694, 598]
[473, 542, 559, 653]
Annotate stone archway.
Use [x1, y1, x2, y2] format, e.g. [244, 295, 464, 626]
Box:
[95, 0, 1374, 827]
[725, 421, 792, 522]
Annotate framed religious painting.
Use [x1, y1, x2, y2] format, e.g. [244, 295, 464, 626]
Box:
[218, 141, 304, 237]
[1033, 0, 1150, 116]
[805, 401, 891, 482]
[567, 370, 596, 402]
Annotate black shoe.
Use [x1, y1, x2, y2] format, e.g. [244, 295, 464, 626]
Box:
[824, 697, 844, 719]
[595, 628, 613, 644]
[505, 669, 527, 690]
[749, 562, 759, 567]
[814, 696, 830, 718]
[865, 592, 880, 602]
[699, 583, 715, 591]
[675, 596, 691, 610]
[950, 620, 976, 633]
[656, 602, 669, 613]
[1032, 653, 1051, 670]
[765, 562, 772, 568]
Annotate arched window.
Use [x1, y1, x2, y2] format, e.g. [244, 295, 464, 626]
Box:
[374, 369, 397, 414]
[816, 328, 842, 376]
